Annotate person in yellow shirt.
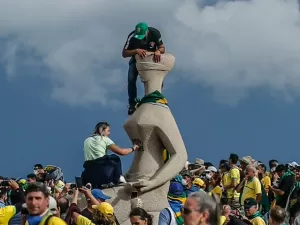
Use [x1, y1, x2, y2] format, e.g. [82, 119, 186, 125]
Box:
[257, 164, 271, 195]
[244, 198, 266, 225]
[72, 202, 116, 225]
[220, 162, 231, 205]
[24, 183, 66, 225]
[224, 154, 240, 209]
[208, 173, 223, 199]
[0, 180, 25, 225]
[237, 165, 262, 206]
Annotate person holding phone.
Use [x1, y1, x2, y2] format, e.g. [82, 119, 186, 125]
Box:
[82, 122, 139, 188]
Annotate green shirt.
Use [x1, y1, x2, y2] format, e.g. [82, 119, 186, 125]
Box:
[84, 135, 114, 161]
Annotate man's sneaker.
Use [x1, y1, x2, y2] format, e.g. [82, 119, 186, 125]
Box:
[119, 175, 127, 184]
[128, 105, 136, 115]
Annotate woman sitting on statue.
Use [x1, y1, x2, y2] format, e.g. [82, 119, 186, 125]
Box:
[81, 121, 139, 188]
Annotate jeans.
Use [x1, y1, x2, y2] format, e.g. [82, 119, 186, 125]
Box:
[82, 154, 122, 188]
[128, 57, 139, 106]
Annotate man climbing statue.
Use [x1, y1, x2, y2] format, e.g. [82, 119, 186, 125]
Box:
[122, 22, 165, 115]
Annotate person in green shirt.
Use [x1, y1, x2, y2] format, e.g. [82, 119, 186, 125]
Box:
[82, 122, 139, 188]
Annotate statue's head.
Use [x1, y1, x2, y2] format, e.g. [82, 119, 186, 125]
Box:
[135, 53, 175, 83]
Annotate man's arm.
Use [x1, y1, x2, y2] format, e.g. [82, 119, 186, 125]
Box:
[122, 32, 137, 58]
[271, 175, 294, 196]
[154, 29, 165, 54]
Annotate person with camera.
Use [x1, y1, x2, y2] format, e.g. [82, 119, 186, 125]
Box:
[269, 164, 295, 209]
[0, 179, 25, 225]
[0, 188, 7, 208]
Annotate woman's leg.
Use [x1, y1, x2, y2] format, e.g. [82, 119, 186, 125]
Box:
[109, 154, 123, 184]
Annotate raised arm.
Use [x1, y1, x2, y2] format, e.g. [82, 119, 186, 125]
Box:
[108, 144, 138, 156]
[122, 31, 137, 58]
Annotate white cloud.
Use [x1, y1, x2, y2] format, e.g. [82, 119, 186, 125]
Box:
[1, 0, 300, 106]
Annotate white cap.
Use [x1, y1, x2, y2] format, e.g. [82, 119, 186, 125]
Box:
[205, 166, 218, 173]
[289, 162, 299, 167]
[185, 161, 191, 170]
[49, 196, 57, 210]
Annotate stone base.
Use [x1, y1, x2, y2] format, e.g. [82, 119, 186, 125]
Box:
[101, 182, 169, 225]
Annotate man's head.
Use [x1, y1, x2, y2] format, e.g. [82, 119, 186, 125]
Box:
[239, 156, 253, 170]
[269, 206, 286, 225]
[220, 162, 230, 173]
[27, 174, 37, 184]
[205, 166, 218, 179]
[181, 171, 193, 187]
[57, 198, 69, 216]
[275, 164, 286, 177]
[245, 165, 257, 178]
[91, 202, 114, 223]
[257, 164, 267, 174]
[219, 160, 228, 169]
[25, 183, 50, 215]
[33, 164, 44, 175]
[244, 198, 258, 217]
[134, 22, 149, 40]
[229, 153, 239, 166]
[269, 160, 278, 170]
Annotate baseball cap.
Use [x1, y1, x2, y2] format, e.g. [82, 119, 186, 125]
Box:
[289, 162, 299, 168]
[169, 182, 184, 196]
[205, 166, 218, 173]
[244, 198, 257, 209]
[181, 171, 192, 178]
[49, 196, 57, 211]
[91, 189, 111, 201]
[134, 22, 148, 40]
[92, 202, 114, 216]
[193, 178, 205, 187]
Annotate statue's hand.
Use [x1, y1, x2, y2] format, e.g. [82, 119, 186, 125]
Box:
[132, 179, 154, 192]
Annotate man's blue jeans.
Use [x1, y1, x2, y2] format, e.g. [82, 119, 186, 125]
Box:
[128, 57, 139, 106]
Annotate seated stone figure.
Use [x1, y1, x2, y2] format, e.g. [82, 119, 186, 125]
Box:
[102, 52, 188, 225]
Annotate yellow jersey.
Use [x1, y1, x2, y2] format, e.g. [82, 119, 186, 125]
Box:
[25, 215, 67, 225]
[0, 206, 16, 225]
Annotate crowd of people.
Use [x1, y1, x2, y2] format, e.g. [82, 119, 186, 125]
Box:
[0, 153, 299, 225]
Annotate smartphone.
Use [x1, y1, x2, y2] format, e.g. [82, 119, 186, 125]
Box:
[70, 183, 76, 189]
[131, 191, 138, 199]
[75, 177, 83, 188]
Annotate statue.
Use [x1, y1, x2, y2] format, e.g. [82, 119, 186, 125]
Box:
[102, 52, 188, 225]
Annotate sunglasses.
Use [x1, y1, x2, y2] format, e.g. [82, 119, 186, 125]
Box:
[181, 207, 198, 215]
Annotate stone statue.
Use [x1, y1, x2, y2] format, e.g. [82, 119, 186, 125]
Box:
[102, 52, 188, 225]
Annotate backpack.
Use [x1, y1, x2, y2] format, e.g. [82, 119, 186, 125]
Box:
[44, 165, 64, 182]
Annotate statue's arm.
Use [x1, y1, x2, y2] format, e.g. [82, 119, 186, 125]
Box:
[149, 123, 188, 189]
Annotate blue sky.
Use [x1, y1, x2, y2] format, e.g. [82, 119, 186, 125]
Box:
[1, 70, 300, 180]
[1, 0, 300, 180]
